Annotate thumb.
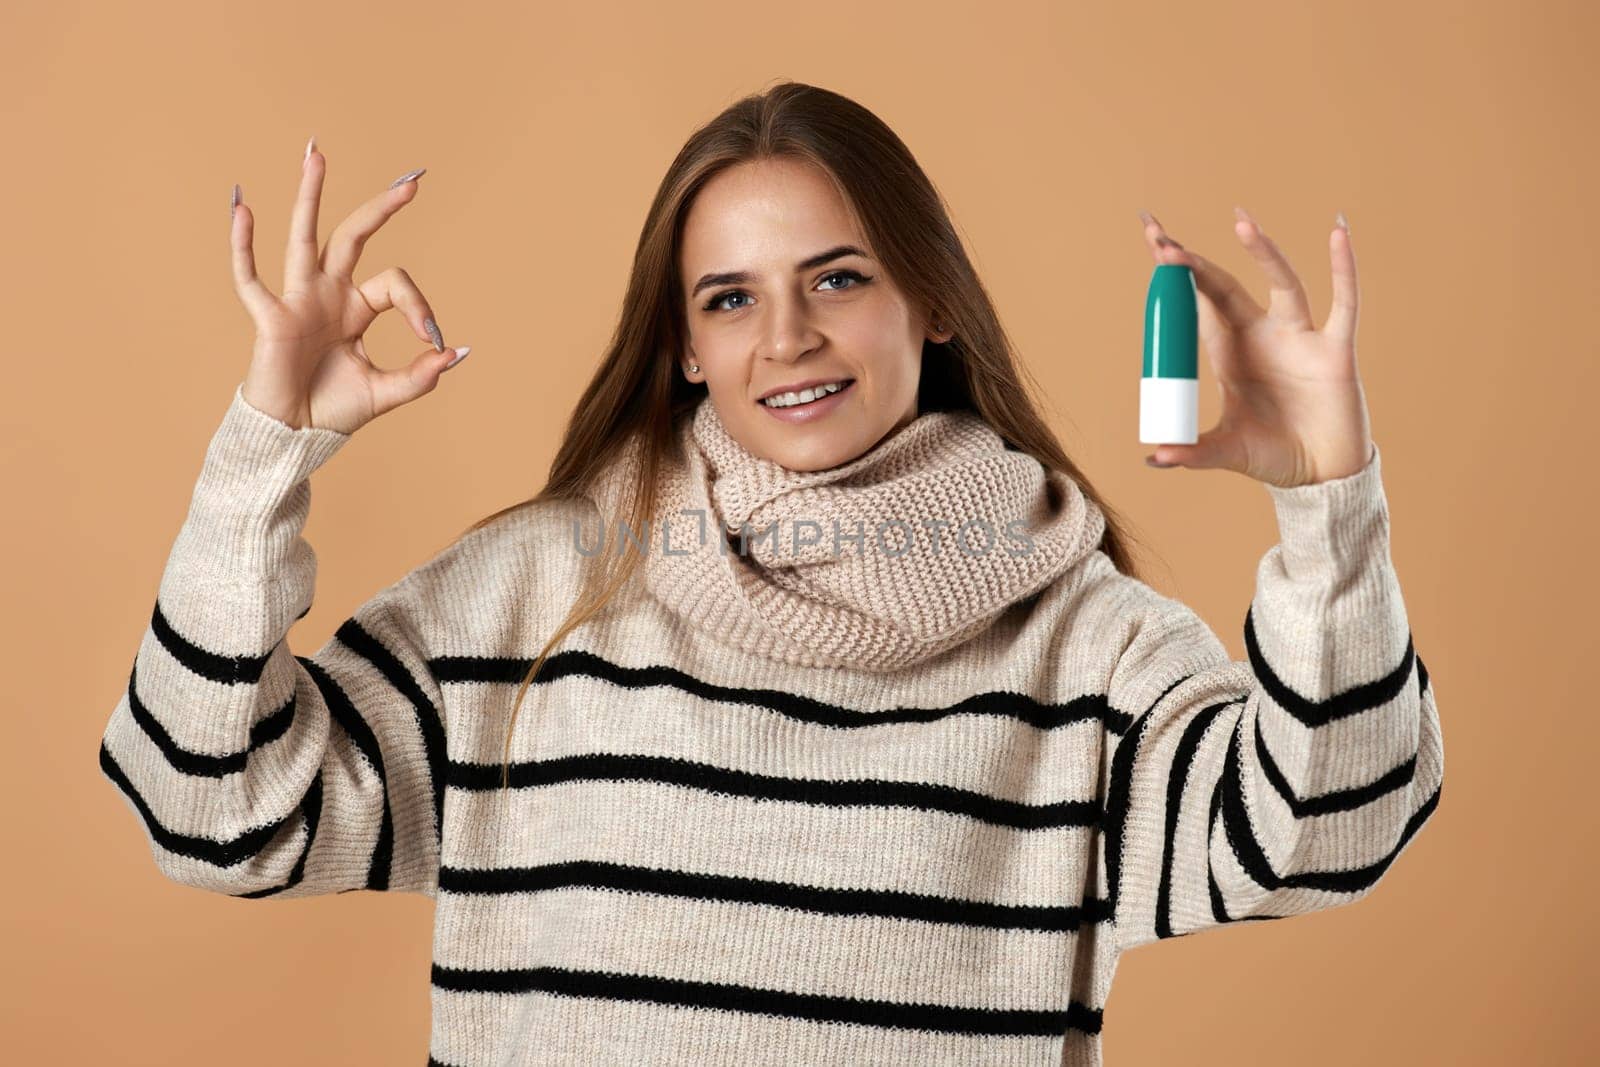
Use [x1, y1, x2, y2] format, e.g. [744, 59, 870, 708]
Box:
[370, 345, 470, 416]
[1146, 428, 1238, 470]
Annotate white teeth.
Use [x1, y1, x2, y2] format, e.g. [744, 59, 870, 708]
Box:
[761, 380, 849, 408]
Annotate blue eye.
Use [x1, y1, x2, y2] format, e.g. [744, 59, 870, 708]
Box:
[705, 290, 751, 313]
[702, 269, 873, 312]
[818, 269, 869, 292]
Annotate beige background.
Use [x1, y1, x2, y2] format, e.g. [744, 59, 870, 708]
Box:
[4, 0, 1593, 1062]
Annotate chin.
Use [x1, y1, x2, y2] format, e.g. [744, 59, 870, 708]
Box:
[729, 382, 909, 471]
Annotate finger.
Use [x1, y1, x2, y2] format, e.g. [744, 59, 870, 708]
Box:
[1137, 213, 1238, 353]
[1138, 212, 1264, 331]
[368, 344, 469, 416]
[228, 191, 278, 322]
[1147, 426, 1249, 472]
[1232, 207, 1314, 329]
[1195, 290, 1230, 351]
[322, 169, 425, 281]
[1324, 214, 1359, 346]
[356, 266, 450, 352]
[284, 139, 326, 288]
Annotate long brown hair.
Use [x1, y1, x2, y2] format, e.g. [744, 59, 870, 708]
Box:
[459, 80, 1152, 788]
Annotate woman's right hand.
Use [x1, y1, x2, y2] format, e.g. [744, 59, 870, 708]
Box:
[231, 137, 469, 434]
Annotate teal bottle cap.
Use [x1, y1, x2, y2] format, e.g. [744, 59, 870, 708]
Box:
[1142, 264, 1198, 379]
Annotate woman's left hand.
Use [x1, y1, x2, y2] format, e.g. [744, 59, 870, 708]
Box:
[1138, 207, 1376, 488]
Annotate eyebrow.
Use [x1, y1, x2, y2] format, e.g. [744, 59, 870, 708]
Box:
[689, 244, 870, 300]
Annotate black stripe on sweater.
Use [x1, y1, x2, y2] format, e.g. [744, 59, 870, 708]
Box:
[432, 648, 1123, 735]
[1253, 712, 1416, 817]
[1200, 737, 1341, 929]
[122, 606, 413, 883]
[298, 657, 394, 892]
[150, 600, 274, 685]
[428, 964, 1104, 1037]
[1236, 641, 1434, 821]
[447, 752, 1101, 831]
[98, 740, 294, 867]
[1222, 624, 1442, 891]
[1168, 706, 1411, 938]
[1155, 702, 1233, 940]
[236, 772, 325, 899]
[145, 601, 444, 819]
[1243, 605, 1417, 728]
[99, 733, 327, 898]
[1101, 671, 1204, 927]
[1206, 770, 1230, 924]
[136, 601, 443, 880]
[334, 616, 448, 852]
[430, 637, 1429, 789]
[1115, 641, 1440, 935]
[124, 657, 295, 778]
[1218, 717, 1443, 895]
[1203, 646, 1446, 915]
[438, 859, 1113, 933]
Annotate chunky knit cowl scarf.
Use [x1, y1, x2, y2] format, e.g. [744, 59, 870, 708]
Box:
[584, 394, 1107, 673]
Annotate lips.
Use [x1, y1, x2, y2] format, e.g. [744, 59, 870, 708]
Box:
[757, 378, 856, 423]
[757, 377, 855, 403]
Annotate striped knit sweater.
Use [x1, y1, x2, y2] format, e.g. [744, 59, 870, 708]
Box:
[98, 384, 1444, 1066]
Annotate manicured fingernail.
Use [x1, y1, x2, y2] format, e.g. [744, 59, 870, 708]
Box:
[230, 183, 240, 220]
[1145, 455, 1176, 468]
[389, 167, 427, 189]
[1155, 235, 1184, 251]
[424, 317, 445, 353]
[1137, 209, 1155, 228]
[1234, 205, 1258, 228]
[305, 135, 316, 162]
[443, 345, 471, 370]
[1336, 210, 1350, 234]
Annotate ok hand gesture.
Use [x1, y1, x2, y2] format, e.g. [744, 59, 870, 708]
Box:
[1139, 208, 1374, 487]
[230, 137, 470, 434]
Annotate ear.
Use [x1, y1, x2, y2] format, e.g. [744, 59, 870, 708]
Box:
[924, 312, 954, 345]
[678, 345, 703, 383]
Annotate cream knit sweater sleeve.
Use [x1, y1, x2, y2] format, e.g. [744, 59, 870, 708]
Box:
[1096, 443, 1443, 953]
[97, 384, 449, 899]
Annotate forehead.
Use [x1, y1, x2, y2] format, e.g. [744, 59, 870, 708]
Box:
[680, 159, 866, 268]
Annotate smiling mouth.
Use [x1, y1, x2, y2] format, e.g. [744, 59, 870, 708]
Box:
[758, 379, 856, 409]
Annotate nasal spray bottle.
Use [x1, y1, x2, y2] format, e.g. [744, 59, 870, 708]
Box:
[1139, 264, 1199, 445]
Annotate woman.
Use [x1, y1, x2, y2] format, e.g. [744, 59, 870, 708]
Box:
[98, 82, 1444, 1066]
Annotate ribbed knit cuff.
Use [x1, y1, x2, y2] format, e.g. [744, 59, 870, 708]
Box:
[1261, 441, 1389, 584]
[179, 383, 352, 581]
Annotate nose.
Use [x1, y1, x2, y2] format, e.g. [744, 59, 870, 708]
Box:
[760, 299, 823, 364]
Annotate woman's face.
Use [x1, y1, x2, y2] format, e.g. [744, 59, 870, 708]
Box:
[678, 157, 951, 471]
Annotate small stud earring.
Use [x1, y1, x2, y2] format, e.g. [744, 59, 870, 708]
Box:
[689, 363, 699, 374]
